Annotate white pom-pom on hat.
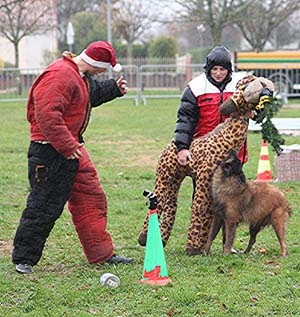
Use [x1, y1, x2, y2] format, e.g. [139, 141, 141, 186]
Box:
[112, 63, 122, 72]
[80, 41, 121, 71]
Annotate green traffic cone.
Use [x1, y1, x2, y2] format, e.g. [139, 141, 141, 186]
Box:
[139, 191, 171, 286]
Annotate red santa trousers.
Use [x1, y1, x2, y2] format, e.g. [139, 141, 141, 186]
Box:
[68, 147, 114, 264]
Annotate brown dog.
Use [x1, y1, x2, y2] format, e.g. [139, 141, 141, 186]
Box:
[205, 150, 292, 256]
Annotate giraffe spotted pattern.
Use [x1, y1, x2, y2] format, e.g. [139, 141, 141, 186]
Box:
[139, 75, 272, 255]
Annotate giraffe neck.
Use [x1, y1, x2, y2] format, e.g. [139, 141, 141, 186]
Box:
[190, 114, 249, 153]
[215, 115, 249, 151]
[189, 113, 250, 160]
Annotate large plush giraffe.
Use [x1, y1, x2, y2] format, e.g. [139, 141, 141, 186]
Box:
[138, 75, 275, 255]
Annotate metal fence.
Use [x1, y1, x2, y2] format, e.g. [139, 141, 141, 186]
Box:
[1, 64, 299, 104]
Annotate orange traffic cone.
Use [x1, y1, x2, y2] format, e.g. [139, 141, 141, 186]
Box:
[256, 140, 272, 182]
[139, 190, 171, 286]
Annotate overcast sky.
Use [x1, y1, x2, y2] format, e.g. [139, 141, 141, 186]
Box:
[142, 0, 179, 37]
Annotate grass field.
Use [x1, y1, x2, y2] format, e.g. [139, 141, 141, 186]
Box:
[0, 98, 300, 317]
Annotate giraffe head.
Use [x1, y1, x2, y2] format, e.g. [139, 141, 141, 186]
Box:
[220, 75, 274, 117]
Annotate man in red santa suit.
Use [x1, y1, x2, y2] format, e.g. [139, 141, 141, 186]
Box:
[12, 41, 133, 274]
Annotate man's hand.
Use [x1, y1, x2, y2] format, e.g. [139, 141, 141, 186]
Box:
[178, 149, 192, 166]
[67, 146, 83, 160]
[116, 76, 128, 95]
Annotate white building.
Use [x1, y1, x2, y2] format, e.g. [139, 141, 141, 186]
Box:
[0, 0, 58, 69]
[0, 29, 58, 69]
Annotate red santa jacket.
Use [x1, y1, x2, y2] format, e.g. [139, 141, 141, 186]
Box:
[27, 56, 89, 158]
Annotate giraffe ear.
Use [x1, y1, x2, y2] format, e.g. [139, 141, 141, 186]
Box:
[220, 98, 238, 116]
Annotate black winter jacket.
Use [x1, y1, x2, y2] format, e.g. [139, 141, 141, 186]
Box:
[174, 87, 199, 151]
[77, 74, 123, 143]
[85, 73, 123, 107]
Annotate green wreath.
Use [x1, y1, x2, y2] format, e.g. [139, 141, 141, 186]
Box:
[253, 97, 285, 155]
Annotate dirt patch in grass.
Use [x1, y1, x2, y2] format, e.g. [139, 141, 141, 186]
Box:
[126, 153, 158, 167]
[0, 239, 13, 255]
[39, 263, 78, 275]
[90, 138, 162, 168]
[89, 137, 158, 145]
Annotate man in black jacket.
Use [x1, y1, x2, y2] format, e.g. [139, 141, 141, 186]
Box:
[174, 46, 248, 166]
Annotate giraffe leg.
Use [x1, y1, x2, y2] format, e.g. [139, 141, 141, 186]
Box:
[138, 170, 185, 246]
[138, 143, 181, 246]
[138, 215, 150, 246]
[186, 189, 213, 256]
[137, 172, 168, 246]
[159, 175, 185, 246]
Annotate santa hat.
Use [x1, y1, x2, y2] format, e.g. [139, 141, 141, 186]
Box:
[80, 41, 122, 72]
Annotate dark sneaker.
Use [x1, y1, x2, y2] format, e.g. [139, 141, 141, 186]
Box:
[16, 263, 34, 274]
[106, 254, 134, 264]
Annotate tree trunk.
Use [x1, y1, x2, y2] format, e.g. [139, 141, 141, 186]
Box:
[14, 41, 22, 95]
[127, 42, 133, 65]
[211, 28, 223, 46]
[14, 42, 19, 68]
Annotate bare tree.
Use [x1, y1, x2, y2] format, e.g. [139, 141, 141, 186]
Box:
[113, 0, 157, 62]
[56, 0, 105, 50]
[236, 0, 300, 51]
[0, 0, 18, 9]
[173, 0, 251, 46]
[0, 0, 56, 67]
[270, 17, 299, 50]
